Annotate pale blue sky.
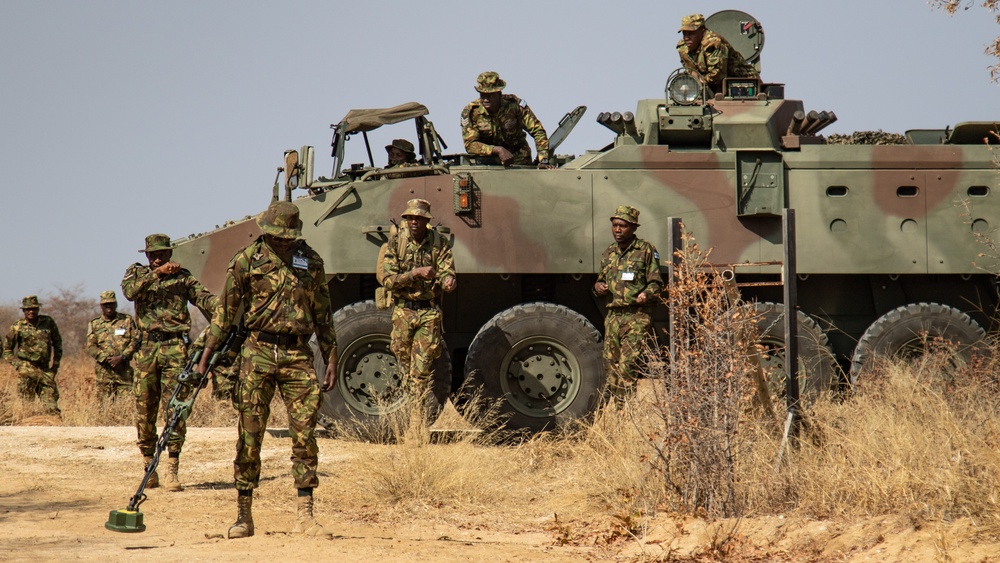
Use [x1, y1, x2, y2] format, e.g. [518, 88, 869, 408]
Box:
[1, 1, 997, 303]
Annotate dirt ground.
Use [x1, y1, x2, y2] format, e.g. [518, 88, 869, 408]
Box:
[2, 425, 998, 562]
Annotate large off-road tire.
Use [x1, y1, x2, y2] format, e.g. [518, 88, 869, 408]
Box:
[849, 302, 986, 382]
[318, 301, 451, 435]
[753, 302, 838, 400]
[460, 302, 605, 434]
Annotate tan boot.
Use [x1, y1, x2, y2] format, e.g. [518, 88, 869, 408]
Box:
[292, 493, 333, 538]
[227, 493, 254, 539]
[163, 456, 183, 491]
[143, 456, 159, 489]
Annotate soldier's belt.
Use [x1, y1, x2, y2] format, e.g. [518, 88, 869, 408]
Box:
[145, 331, 183, 343]
[254, 331, 308, 347]
[607, 304, 652, 314]
[394, 299, 436, 311]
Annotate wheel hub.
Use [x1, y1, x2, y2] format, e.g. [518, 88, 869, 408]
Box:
[340, 338, 405, 415]
[500, 337, 581, 417]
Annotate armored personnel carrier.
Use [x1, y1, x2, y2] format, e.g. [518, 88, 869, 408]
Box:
[172, 11, 999, 433]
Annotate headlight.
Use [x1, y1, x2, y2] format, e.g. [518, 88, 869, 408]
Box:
[667, 73, 702, 105]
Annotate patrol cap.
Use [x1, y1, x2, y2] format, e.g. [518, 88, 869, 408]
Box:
[140, 233, 173, 253]
[401, 198, 433, 220]
[679, 13, 705, 32]
[475, 71, 506, 94]
[100, 290, 117, 304]
[257, 201, 303, 239]
[385, 139, 415, 155]
[611, 205, 640, 226]
[21, 295, 41, 309]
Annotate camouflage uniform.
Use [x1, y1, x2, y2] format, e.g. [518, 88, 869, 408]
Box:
[122, 234, 217, 457]
[461, 71, 549, 165]
[205, 204, 336, 493]
[676, 14, 759, 93]
[595, 207, 663, 401]
[85, 292, 140, 397]
[378, 199, 455, 399]
[3, 296, 62, 415]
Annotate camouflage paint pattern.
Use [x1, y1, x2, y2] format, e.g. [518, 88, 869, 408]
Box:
[461, 95, 550, 163]
[134, 339, 190, 455]
[677, 29, 758, 91]
[86, 312, 139, 396]
[4, 315, 62, 414]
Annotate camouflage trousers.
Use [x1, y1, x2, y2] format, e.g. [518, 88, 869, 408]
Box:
[234, 335, 321, 491]
[390, 306, 443, 395]
[134, 338, 191, 456]
[95, 361, 134, 398]
[15, 360, 60, 415]
[603, 308, 653, 402]
[210, 362, 238, 403]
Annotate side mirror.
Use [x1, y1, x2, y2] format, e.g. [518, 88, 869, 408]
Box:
[284, 150, 300, 195]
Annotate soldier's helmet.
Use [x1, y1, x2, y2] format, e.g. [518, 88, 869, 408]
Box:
[678, 13, 705, 32]
[20, 295, 41, 310]
[611, 205, 641, 226]
[475, 71, 506, 94]
[100, 290, 117, 305]
[257, 201, 303, 239]
[384, 138, 415, 155]
[140, 233, 174, 253]
[401, 198, 433, 220]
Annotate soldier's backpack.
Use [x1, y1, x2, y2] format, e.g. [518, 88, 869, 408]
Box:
[375, 224, 408, 310]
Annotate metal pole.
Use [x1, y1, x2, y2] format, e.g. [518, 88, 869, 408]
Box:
[667, 217, 682, 362]
[782, 209, 801, 443]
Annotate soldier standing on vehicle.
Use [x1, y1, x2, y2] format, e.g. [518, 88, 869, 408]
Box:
[122, 233, 217, 491]
[86, 290, 139, 398]
[461, 71, 554, 169]
[196, 201, 338, 540]
[377, 199, 456, 419]
[676, 13, 759, 94]
[3, 295, 62, 416]
[593, 206, 663, 405]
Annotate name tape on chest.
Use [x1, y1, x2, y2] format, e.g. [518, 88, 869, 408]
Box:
[292, 255, 309, 270]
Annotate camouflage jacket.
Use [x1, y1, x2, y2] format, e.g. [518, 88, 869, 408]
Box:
[86, 312, 139, 363]
[4, 315, 62, 365]
[379, 228, 455, 303]
[206, 236, 337, 361]
[597, 237, 664, 308]
[676, 30, 758, 90]
[461, 94, 549, 162]
[121, 263, 217, 334]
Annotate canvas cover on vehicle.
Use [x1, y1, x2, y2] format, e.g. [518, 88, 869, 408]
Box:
[339, 102, 429, 134]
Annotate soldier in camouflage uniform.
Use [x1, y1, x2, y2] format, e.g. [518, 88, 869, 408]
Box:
[378, 199, 457, 419]
[197, 201, 338, 540]
[384, 138, 421, 179]
[461, 71, 554, 168]
[676, 13, 759, 94]
[85, 290, 139, 398]
[121, 233, 217, 491]
[593, 206, 663, 404]
[3, 295, 62, 416]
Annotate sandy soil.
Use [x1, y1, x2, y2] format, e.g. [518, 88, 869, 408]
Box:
[1, 426, 998, 562]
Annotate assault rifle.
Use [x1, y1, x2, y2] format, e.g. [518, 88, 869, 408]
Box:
[105, 324, 247, 533]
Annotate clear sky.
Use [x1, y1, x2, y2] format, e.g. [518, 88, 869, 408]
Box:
[1, 1, 997, 304]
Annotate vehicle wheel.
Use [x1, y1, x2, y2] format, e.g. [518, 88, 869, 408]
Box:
[753, 302, 838, 401]
[460, 302, 605, 434]
[849, 302, 986, 382]
[318, 301, 451, 436]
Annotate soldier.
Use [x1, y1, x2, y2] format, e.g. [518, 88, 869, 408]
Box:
[121, 233, 217, 491]
[676, 13, 759, 94]
[85, 290, 139, 398]
[461, 71, 554, 169]
[593, 206, 664, 404]
[384, 138, 421, 179]
[196, 201, 338, 540]
[3, 295, 62, 416]
[377, 199, 456, 418]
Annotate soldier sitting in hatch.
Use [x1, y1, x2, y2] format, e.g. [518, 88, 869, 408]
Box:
[676, 13, 759, 95]
[383, 138, 422, 179]
[461, 71, 555, 169]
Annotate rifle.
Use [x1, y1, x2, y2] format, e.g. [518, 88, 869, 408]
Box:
[105, 324, 248, 533]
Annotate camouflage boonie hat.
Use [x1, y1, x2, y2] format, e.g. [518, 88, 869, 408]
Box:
[475, 71, 506, 94]
[21, 295, 41, 309]
[401, 198, 433, 220]
[679, 13, 705, 32]
[385, 138, 415, 155]
[100, 290, 117, 304]
[257, 201, 303, 239]
[140, 233, 173, 253]
[611, 205, 641, 226]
